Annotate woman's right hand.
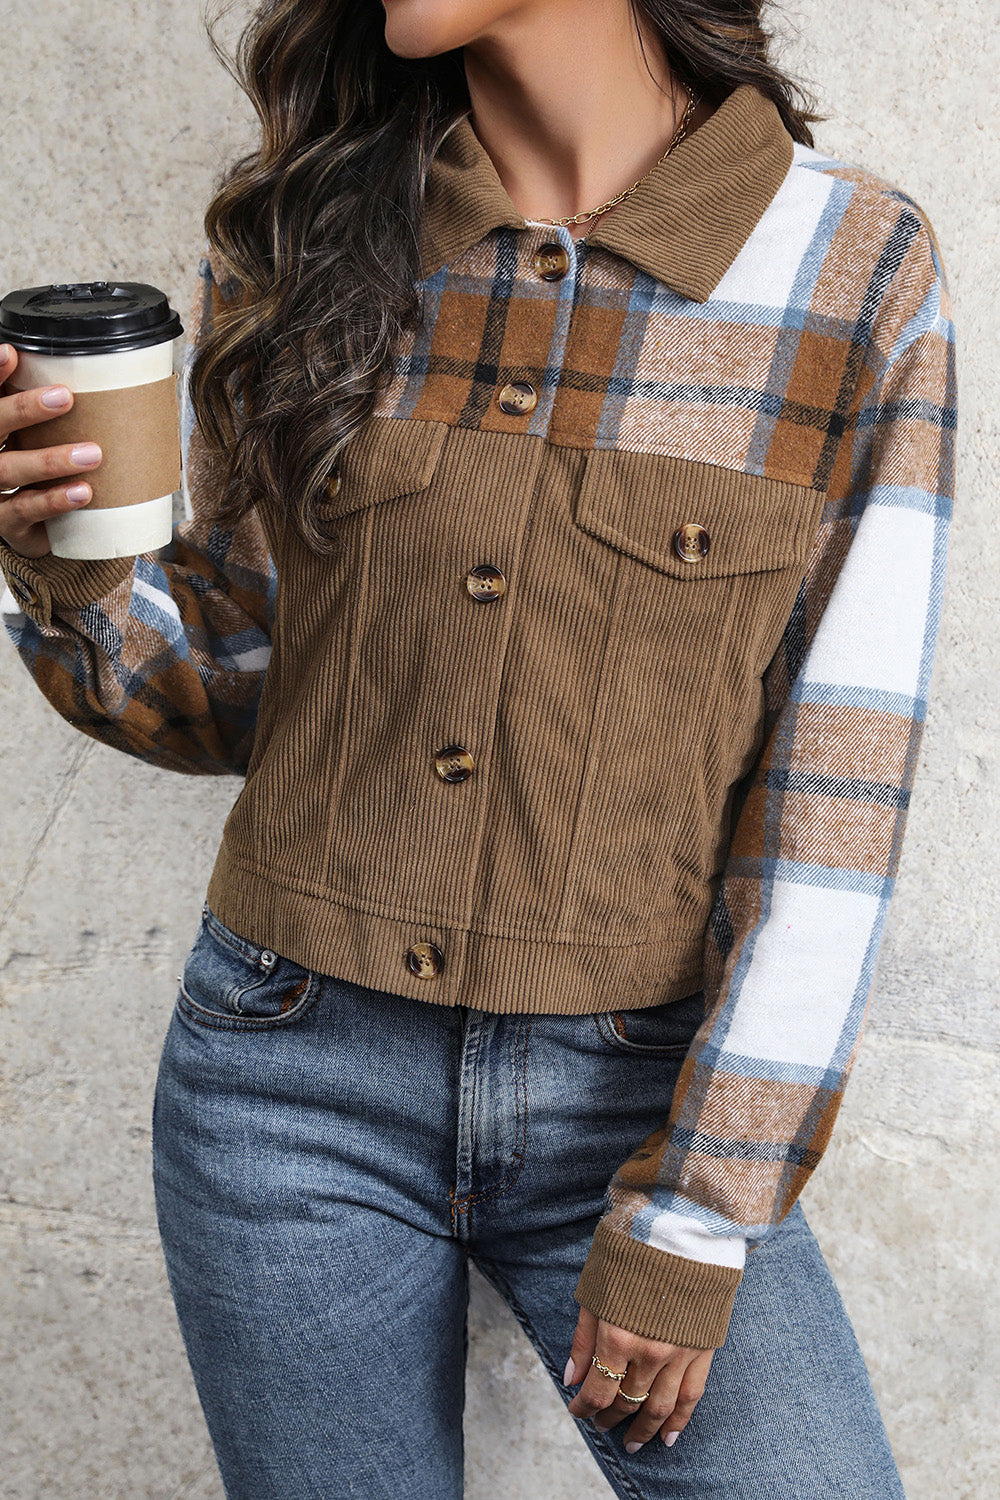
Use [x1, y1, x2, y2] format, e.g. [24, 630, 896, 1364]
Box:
[0, 342, 103, 559]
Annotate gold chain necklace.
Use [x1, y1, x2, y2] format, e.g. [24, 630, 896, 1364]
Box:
[533, 82, 698, 229]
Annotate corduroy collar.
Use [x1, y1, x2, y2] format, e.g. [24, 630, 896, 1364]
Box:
[418, 83, 794, 303]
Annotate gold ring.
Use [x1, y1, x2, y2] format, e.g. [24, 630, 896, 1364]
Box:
[591, 1353, 628, 1381]
[617, 1385, 651, 1404]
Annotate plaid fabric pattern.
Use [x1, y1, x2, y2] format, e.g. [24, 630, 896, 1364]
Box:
[1, 100, 956, 1336]
[588, 162, 957, 1275]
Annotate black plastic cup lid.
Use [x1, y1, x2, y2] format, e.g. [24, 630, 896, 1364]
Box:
[0, 280, 183, 356]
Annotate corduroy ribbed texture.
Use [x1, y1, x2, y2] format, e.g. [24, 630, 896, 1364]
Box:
[419, 83, 794, 302]
[574, 1218, 743, 1348]
[196, 414, 819, 1014]
[0, 547, 133, 615]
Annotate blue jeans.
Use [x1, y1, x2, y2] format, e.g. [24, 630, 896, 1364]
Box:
[151, 904, 906, 1500]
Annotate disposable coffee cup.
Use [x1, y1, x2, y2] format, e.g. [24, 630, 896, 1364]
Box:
[0, 280, 184, 559]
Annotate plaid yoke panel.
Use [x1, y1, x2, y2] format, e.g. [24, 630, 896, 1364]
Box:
[379, 153, 940, 479]
[3, 250, 275, 776]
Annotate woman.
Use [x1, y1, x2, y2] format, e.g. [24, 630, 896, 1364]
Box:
[0, 1, 955, 1496]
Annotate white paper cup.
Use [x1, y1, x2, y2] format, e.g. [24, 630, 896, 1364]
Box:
[0, 281, 184, 560]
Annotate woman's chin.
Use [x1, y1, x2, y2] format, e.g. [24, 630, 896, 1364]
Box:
[381, 4, 454, 61]
[381, 0, 507, 61]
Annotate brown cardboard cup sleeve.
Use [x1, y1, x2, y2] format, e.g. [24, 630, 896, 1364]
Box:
[7, 375, 182, 509]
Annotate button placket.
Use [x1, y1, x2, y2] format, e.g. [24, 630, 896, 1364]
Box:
[406, 227, 573, 983]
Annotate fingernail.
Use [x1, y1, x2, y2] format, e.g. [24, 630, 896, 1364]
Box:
[625, 1440, 645, 1453]
[664, 1430, 680, 1448]
[65, 483, 90, 504]
[0, 344, 10, 363]
[563, 1356, 577, 1386]
[70, 443, 102, 466]
[41, 386, 72, 409]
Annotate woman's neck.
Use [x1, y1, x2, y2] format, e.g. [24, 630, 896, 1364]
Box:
[459, 1, 714, 236]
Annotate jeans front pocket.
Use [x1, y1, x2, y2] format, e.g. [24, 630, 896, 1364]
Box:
[591, 987, 706, 1056]
[175, 903, 321, 1032]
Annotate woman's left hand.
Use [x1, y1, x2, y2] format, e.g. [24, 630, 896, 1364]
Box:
[564, 1305, 715, 1450]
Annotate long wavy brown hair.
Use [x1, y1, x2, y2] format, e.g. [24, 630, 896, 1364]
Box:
[191, 0, 822, 553]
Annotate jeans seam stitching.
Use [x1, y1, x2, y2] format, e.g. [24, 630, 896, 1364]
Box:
[202, 905, 267, 967]
[450, 1020, 532, 1217]
[593, 1010, 690, 1056]
[175, 973, 322, 1031]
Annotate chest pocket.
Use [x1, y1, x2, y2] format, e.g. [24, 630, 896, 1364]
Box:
[315, 415, 449, 522]
[572, 448, 828, 681]
[574, 447, 825, 581]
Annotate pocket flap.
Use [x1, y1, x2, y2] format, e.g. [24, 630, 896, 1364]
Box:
[575, 449, 824, 579]
[318, 416, 449, 521]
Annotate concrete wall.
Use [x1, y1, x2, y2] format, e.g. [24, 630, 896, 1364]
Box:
[1, 3, 996, 1496]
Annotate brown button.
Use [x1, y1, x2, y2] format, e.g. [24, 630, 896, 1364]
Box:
[498, 380, 537, 416]
[533, 242, 570, 281]
[10, 577, 37, 608]
[405, 942, 444, 978]
[325, 466, 342, 500]
[433, 744, 476, 783]
[465, 564, 506, 602]
[671, 523, 710, 562]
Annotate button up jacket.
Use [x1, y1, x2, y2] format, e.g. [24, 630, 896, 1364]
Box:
[1, 83, 958, 1348]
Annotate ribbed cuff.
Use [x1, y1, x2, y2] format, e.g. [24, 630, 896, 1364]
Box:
[0, 538, 134, 627]
[573, 1217, 743, 1349]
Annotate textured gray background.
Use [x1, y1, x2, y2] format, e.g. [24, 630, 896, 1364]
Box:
[1, 3, 996, 1496]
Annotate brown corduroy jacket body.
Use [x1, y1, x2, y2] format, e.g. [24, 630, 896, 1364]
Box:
[206, 95, 810, 1021]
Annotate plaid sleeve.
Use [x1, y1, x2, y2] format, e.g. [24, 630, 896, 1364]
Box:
[0, 247, 275, 776]
[574, 218, 957, 1349]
